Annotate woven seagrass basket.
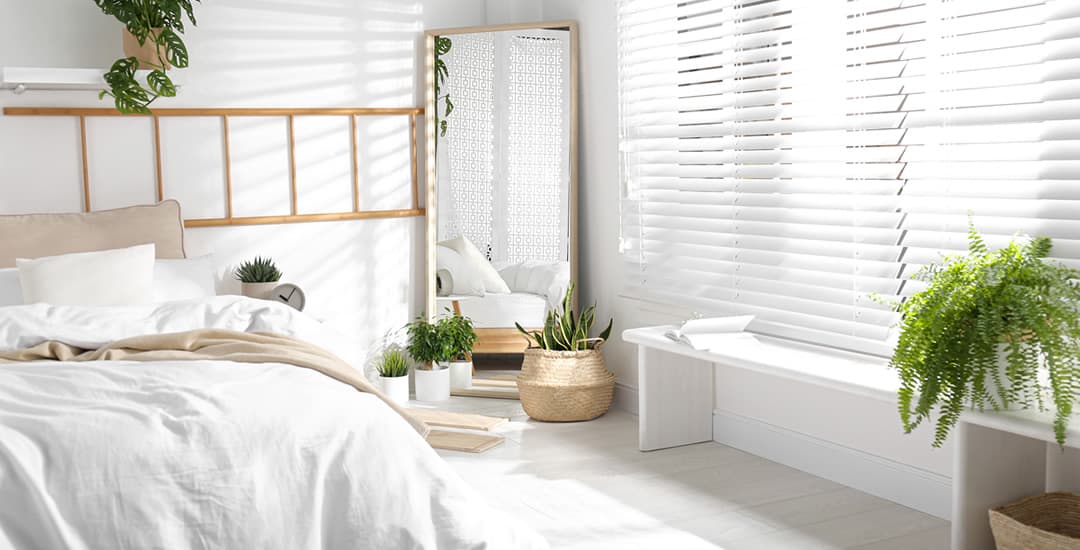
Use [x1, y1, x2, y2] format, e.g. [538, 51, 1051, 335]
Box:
[517, 340, 615, 422]
[989, 492, 1080, 550]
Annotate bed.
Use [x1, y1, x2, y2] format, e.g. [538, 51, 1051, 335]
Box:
[0, 203, 546, 549]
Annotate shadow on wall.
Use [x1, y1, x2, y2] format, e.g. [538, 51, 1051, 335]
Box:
[0, 0, 428, 359]
[182, 0, 425, 355]
[190, 0, 420, 107]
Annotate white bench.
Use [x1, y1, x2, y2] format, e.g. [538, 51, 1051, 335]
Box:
[623, 325, 1080, 550]
[622, 325, 897, 451]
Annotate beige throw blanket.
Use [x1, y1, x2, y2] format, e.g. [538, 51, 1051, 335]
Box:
[0, 328, 429, 437]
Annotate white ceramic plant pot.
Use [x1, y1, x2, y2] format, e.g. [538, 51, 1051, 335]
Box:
[240, 282, 278, 300]
[449, 360, 473, 389]
[992, 342, 1048, 406]
[414, 363, 451, 401]
[379, 375, 410, 405]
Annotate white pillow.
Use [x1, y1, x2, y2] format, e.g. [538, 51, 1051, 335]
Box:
[0, 268, 22, 306]
[17, 244, 156, 306]
[437, 236, 511, 294]
[154, 256, 217, 302]
[497, 261, 571, 308]
[436, 246, 485, 297]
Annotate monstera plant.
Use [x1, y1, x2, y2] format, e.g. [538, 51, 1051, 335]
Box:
[92, 0, 201, 114]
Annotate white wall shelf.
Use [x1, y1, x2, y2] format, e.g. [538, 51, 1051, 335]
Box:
[0, 66, 184, 94]
[1, 67, 108, 93]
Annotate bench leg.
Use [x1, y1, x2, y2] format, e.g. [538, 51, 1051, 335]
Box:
[638, 346, 714, 451]
[951, 421, 1046, 550]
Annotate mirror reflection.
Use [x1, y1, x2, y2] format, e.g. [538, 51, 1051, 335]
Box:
[429, 24, 576, 356]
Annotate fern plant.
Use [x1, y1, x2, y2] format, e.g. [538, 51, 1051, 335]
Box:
[234, 256, 282, 283]
[92, 0, 201, 114]
[375, 348, 409, 378]
[516, 283, 613, 351]
[888, 223, 1080, 447]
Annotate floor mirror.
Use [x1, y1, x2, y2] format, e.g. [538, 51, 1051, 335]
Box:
[425, 21, 578, 362]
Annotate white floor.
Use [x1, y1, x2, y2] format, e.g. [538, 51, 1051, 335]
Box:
[425, 395, 950, 550]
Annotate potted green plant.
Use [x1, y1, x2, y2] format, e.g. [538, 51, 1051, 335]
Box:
[375, 347, 410, 404]
[92, 0, 202, 114]
[440, 310, 478, 390]
[407, 316, 454, 401]
[515, 284, 616, 421]
[887, 223, 1080, 447]
[234, 256, 282, 300]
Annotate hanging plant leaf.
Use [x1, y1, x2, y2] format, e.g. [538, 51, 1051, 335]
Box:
[157, 28, 189, 68]
[435, 36, 452, 56]
[146, 70, 177, 97]
[435, 58, 449, 86]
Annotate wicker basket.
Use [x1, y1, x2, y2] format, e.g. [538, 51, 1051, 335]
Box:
[517, 342, 616, 422]
[990, 492, 1080, 550]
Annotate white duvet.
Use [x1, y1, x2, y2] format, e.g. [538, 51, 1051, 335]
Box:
[0, 297, 546, 550]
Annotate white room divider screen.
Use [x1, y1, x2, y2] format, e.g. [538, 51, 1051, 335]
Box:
[617, 0, 1080, 354]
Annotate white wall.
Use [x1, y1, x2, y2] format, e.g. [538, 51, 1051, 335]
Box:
[0, 0, 488, 359]
[537, 0, 955, 515]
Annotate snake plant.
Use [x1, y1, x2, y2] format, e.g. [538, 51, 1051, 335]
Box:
[516, 284, 613, 351]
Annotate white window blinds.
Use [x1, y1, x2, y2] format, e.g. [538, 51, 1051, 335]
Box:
[618, 0, 1080, 354]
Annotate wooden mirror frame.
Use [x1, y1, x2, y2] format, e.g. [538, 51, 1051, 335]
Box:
[424, 21, 579, 354]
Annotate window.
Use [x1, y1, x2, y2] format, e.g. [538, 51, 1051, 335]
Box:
[617, 0, 1080, 354]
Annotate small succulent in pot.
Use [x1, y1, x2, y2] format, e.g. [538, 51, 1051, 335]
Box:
[235, 256, 282, 283]
[235, 256, 282, 300]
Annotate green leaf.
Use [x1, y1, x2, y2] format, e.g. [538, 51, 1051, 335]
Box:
[435, 36, 452, 56]
[598, 318, 614, 342]
[439, 120, 448, 137]
[157, 28, 189, 68]
[444, 95, 454, 117]
[146, 70, 177, 97]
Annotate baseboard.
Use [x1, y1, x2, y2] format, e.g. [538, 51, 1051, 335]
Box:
[713, 409, 952, 520]
[613, 382, 638, 416]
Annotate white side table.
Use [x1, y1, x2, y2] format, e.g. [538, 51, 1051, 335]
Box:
[951, 410, 1080, 549]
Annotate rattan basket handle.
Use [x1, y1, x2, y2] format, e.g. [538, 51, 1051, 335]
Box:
[523, 337, 608, 351]
[580, 337, 606, 350]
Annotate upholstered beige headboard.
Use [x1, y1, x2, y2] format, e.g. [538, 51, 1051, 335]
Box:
[0, 200, 187, 268]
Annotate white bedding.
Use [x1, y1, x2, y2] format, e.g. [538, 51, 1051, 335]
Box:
[438, 292, 549, 328]
[0, 296, 546, 550]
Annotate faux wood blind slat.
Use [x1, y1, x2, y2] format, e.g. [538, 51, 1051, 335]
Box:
[618, 0, 1080, 354]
